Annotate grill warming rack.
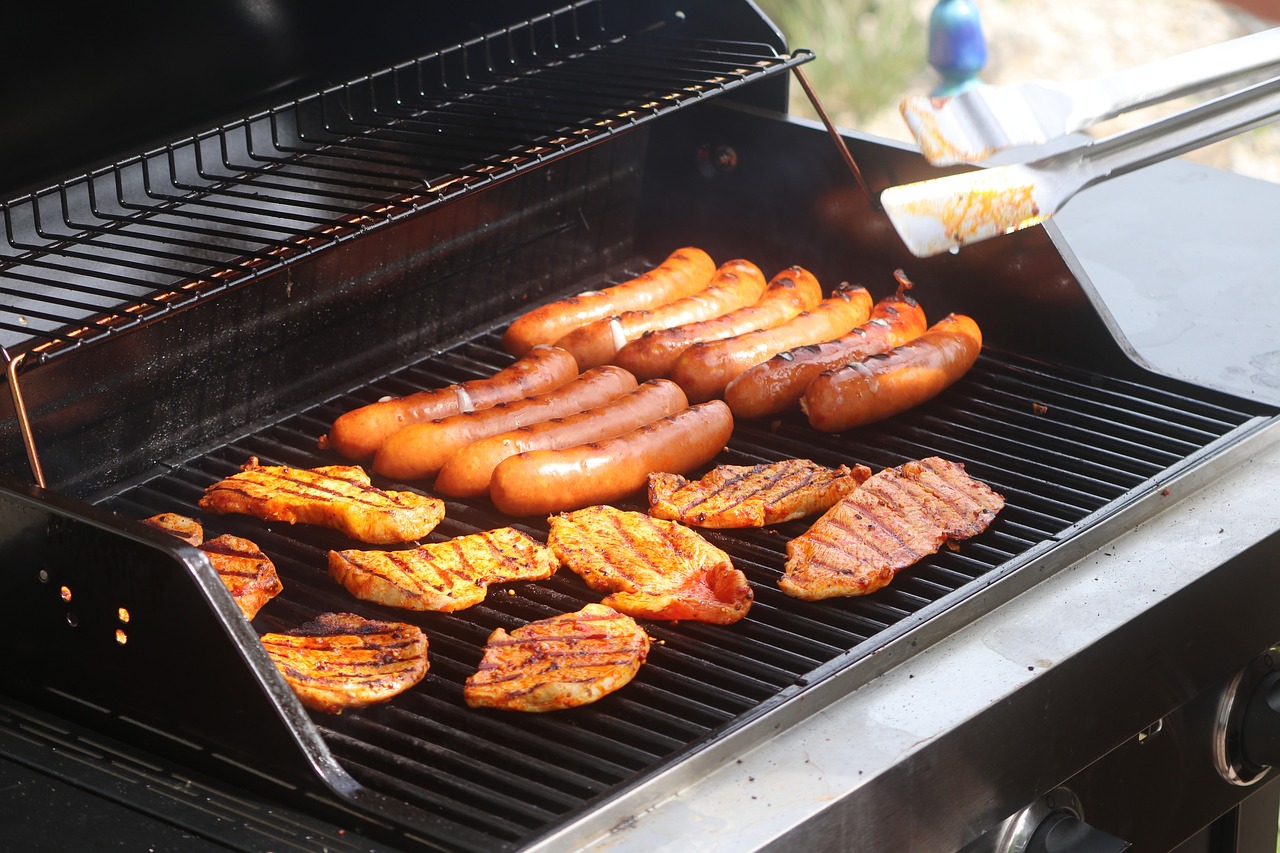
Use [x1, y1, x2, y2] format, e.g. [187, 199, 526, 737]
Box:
[0, 0, 808, 360]
[3, 298, 1261, 853]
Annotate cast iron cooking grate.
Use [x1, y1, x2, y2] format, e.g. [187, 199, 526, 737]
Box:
[100, 321, 1274, 852]
[0, 0, 808, 359]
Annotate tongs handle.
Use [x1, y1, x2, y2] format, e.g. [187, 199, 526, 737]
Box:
[1070, 27, 1280, 128]
[1063, 71, 1280, 188]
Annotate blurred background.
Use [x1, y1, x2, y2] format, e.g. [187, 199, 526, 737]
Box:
[754, 0, 1280, 183]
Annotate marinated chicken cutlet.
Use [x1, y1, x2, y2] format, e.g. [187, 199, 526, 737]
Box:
[141, 513, 283, 619]
[199, 457, 443, 544]
[464, 603, 648, 712]
[780, 457, 1004, 600]
[329, 527, 560, 612]
[260, 612, 429, 714]
[648, 459, 872, 528]
[140, 512, 204, 546]
[547, 505, 752, 624]
[200, 534, 284, 620]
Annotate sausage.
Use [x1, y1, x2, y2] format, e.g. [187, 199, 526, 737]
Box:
[801, 313, 983, 432]
[724, 277, 928, 419]
[613, 265, 824, 380]
[554, 259, 767, 369]
[372, 365, 638, 480]
[435, 379, 690, 498]
[501, 247, 716, 355]
[670, 284, 874, 403]
[489, 400, 734, 517]
[324, 345, 579, 461]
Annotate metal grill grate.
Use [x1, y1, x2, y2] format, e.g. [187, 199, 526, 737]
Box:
[99, 320, 1274, 852]
[0, 1, 808, 359]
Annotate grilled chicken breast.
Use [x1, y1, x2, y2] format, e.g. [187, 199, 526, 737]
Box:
[141, 513, 282, 619]
[547, 505, 753, 624]
[329, 527, 561, 612]
[199, 457, 444, 544]
[464, 603, 648, 712]
[200, 534, 284, 620]
[140, 512, 204, 546]
[260, 612, 429, 714]
[780, 457, 1004, 600]
[647, 459, 872, 527]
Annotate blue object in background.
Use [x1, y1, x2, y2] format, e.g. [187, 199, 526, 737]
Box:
[928, 0, 988, 95]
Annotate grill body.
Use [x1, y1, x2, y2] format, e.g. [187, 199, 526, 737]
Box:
[1, 3, 1280, 851]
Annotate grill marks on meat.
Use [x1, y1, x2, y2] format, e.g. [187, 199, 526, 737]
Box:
[260, 613, 429, 714]
[329, 527, 560, 612]
[780, 457, 1003, 600]
[548, 505, 752, 624]
[648, 459, 873, 528]
[464, 603, 648, 712]
[199, 534, 285, 620]
[141, 513, 282, 619]
[199, 457, 443, 544]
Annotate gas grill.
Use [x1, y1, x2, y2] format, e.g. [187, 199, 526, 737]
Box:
[3, 2, 1280, 851]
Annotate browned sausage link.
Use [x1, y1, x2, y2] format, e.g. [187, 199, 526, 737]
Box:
[555, 259, 767, 370]
[501, 247, 716, 356]
[372, 366, 638, 480]
[801, 314, 983, 433]
[613, 265, 824, 380]
[434, 379, 690, 498]
[724, 290, 928, 419]
[489, 401, 734, 517]
[671, 284, 874, 403]
[325, 345, 580, 461]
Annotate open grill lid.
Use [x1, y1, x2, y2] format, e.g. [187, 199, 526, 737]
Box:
[0, 0, 806, 361]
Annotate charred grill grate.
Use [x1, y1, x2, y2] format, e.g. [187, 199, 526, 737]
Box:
[98, 317, 1275, 852]
[0, 0, 808, 358]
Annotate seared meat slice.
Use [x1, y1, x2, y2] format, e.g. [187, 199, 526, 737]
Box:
[780, 457, 1004, 600]
[464, 603, 648, 712]
[140, 512, 204, 546]
[141, 513, 281, 619]
[200, 534, 284, 620]
[547, 505, 752, 624]
[260, 612, 428, 714]
[328, 527, 560, 612]
[647, 459, 872, 527]
[199, 456, 443, 544]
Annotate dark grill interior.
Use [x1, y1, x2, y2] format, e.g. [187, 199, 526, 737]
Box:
[95, 302, 1275, 851]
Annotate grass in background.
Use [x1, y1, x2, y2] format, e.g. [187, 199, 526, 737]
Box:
[755, 0, 928, 128]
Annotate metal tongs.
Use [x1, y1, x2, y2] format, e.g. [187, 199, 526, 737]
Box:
[882, 28, 1280, 258]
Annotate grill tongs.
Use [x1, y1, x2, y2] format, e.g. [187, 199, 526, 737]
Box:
[882, 28, 1280, 258]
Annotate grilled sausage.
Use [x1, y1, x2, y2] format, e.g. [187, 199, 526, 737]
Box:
[671, 284, 873, 403]
[325, 345, 579, 461]
[435, 379, 690, 498]
[489, 400, 734, 517]
[373, 365, 638, 480]
[501, 247, 716, 355]
[613, 265, 824, 380]
[724, 277, 928, 419]
[801, 313, 983, 432]
[554, 259, 767, 369]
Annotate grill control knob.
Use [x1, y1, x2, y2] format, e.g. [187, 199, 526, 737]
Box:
[990, 788, 1130, 853]
[1213, 648, 1278, 786]
[1240, 669, 1280, 769]
[1025, 812, 1130, 853]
